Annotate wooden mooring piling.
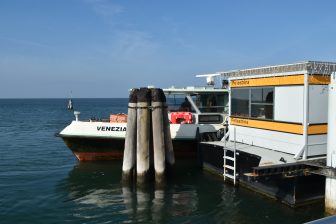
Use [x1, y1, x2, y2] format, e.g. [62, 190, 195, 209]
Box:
[122, 88, 138, 179]
[122, 87, 174, 185]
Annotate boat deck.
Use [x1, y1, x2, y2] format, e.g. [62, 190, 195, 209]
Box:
[200, 140, 328, 207]
[201, 140, 320, 167]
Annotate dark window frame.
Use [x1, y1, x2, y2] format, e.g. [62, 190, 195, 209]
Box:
[231, 87, 274, 120]
[231, 88, 250, 117]
[250, 87, 274, 119]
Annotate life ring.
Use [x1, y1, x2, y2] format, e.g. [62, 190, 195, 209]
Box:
[170, 112, 193, 124]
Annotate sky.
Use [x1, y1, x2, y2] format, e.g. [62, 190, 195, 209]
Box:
[1, 0, 336, 98]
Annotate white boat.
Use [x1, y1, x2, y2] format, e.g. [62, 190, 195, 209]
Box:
[57, 81, 229, 161]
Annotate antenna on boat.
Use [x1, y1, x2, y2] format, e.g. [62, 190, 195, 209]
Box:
[67, 91, 74, 111]
[195, 73, 221, 86]
[74, 111, 80, 121]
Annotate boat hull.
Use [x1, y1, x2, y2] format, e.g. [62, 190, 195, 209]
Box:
[61, 135, 125, 161]
[60, 135, 199, 161]
[57, 121, 223, 161]
[58, 120, 222, 161]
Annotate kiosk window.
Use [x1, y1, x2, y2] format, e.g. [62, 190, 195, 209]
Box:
[231, 87, 274, 120]
[231, 89, 249, 117]
[251, 88, 274, 119]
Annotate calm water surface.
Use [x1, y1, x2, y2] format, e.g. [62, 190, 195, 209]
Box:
[0, 99, 326, 223]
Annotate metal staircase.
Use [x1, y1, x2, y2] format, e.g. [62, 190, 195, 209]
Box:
[223, 127, 237, 185]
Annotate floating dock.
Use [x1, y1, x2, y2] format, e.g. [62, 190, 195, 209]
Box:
[200, 61, 336, 207]
[200, 140, 327, 206]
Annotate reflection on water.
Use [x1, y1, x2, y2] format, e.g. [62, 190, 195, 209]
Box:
[58, 161, 204, 223]
[73, 188, 123, 208]
[58, 160, 324, 224]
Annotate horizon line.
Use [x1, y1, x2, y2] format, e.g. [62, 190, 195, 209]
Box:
[0, 97, 129, 99]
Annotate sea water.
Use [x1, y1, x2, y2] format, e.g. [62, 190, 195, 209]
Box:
[0, 99, 325, 223]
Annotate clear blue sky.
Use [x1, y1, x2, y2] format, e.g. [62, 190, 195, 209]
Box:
[1, 0, 336, 98]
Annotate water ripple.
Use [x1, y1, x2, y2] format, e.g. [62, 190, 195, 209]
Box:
[0, 99, 325, 224]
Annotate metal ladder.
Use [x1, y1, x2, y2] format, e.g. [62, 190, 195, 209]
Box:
[223, 127, 237, 185]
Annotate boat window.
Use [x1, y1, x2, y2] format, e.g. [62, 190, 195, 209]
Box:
[231, 87, 274, 120]
[231, 89, 249, 117]
[251, 88, 274, 119]
[166, 94, 196, 112]
[251, 88, 273, 103]
[166, 95, 184, 112]
[198, 93, 228, 113]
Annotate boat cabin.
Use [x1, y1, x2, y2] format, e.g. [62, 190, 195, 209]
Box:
[220, 61, 336, 159]
[163, 86, 229, 125]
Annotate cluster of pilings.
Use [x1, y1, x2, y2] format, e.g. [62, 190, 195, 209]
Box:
[122, 88, 175, 185]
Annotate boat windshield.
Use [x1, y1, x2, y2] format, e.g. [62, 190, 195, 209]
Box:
[197, 93, 228, 113]
[166, 95, 195, 112]
[165, 92, 228, 114]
